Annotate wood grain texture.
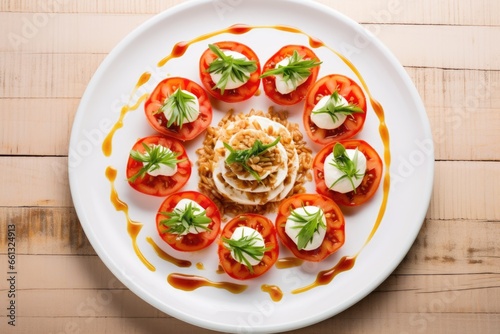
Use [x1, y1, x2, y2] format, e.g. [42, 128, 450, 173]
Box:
[1, 13, 498, 69]
[0, 0, 498, 333]
[0, 157, 71, 207]
[1, 215, 498, 276]
[0, 219, 498, 332]
[1, 68, 499, 160]
[1, 158, 498, 221]
[1, 0, 498, 26]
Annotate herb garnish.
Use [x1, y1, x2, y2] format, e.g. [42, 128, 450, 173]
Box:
[312, 90, 363, 123]
[160, 201, 212, 235]
[222, 229, 271, 273]
[329, 143, 365, 193]
[128, 144, 185, 182]
[155, 88, 198, 128]
[223, 136, 281, 182]
[207, 44, 257, 94]
[288, 206, 326, 250]
[260, 50, 321, 90]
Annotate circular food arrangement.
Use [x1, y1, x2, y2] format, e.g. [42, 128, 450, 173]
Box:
[101, 24, 390, 301]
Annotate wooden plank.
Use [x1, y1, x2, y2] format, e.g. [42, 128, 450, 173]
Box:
[0, 314, 498, 334]
[3, 275, 499, 317]
[0, 272, 497, 333]
[0, 0, 498, 26]
[1, 67, 499, 161]
[0, 53, 105, 99]
[1, 1, 497, 334]
[1, 215, 497, 276]
[406, 67, 500, 161]
[1, 14, 499, 70]
[399, 219, 500, 274]
[1, 213, 498, 334]
[0, 239, 498, 330]
[0, 207, 93, 255]
[0, 317, 208, 334]
[0, 98, 78, 155]
[375, 25, 500, 71]
[428, 162, 500, 221]
[1, 157, 499, 221]
[0, 157, 72, 207]
[0, 0, 183, 15]
[1, 13, 151, 53]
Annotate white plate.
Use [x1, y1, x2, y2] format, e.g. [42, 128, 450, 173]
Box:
[69, 0, 434, 333]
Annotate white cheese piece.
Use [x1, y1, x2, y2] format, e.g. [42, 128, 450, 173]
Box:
[310, 94, 349, 130]
[172, 199, 207, 235]
[273, 149, 299, 202]
[213, 167, 285, 205]
[229, 226, 265, 266]
[324, 149, 367, 193]
[274, 57, 308, 95]
[210, 50, 251, 90]
[285, 206, 326, 251]
[163, 89, 200, 125]
[144, 145, 177, 177]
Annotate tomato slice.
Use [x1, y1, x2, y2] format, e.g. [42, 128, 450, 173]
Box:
[199, 41, 261, 103]
[126, 135, 191, 197]
[145, 77, 212, 141]
[218, 214, 279, 280]
[313, 139, 382, 206]
[156, 191, 221, 252]
[261, 45, 320, 105]
[275, 194, 345, 262]
[303, 74, 367, 144]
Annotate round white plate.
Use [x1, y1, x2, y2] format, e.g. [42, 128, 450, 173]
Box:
[69, 0, 434, 333]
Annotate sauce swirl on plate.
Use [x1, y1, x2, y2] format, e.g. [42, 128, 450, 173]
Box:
[105, 166, 155, 271]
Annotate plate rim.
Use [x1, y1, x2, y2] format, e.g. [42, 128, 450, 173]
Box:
[68, 0, 434, 332]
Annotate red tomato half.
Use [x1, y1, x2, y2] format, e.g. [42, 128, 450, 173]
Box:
[126, 135, 191, 197]
[145, 77, 212, 141]
[275, 194, 345, 262]
[156, 191, 221, 252]
[313, 139, 382, 206]
[218, 214, 279, 280]
[304, 74, 367, 144]
[199, 41, 261, 103]
[261, 45, 320, 105]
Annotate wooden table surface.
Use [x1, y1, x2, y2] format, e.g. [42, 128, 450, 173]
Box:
[1, 0, 499, 333]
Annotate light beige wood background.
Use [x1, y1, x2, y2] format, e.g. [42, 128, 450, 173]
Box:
[1, 0, 499, 333]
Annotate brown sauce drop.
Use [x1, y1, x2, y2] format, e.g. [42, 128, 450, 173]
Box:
[216, 264, 225, 274]
[137, 72, 151, 87]
[105, 166, 155, 272]
[275, 257, 303, 269]
[261, 284, 283, 302]
[145, 237, 191, 268]
[168, 273, 247, 294]
[292, 256, 356, 294]
[172, 41, 189, 58]
[309, 36, 324, 48]
[196, 262, 205, 270]
[227, 23, 252, 35]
